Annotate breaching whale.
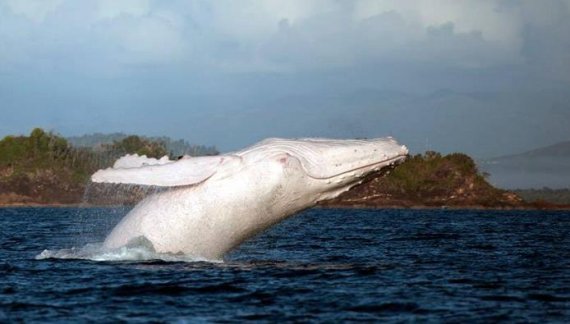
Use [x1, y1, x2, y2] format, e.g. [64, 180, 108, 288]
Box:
[91, 137, 408, 260]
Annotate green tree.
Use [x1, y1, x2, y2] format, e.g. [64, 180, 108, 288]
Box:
[109, 136, 168, 158]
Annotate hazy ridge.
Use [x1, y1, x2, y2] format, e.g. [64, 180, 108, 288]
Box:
[479, 141, 570, 189]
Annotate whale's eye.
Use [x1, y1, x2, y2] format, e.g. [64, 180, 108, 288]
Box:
[277, 153, 291, 164]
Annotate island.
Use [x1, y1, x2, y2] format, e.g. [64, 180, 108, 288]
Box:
[0, 128, 567, 209]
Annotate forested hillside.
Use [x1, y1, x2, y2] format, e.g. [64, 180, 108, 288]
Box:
[323, 151, 525, 208]
[0, 129, 188, 205]
[0, 129, 550, 209]
[67, 133, 219, 157]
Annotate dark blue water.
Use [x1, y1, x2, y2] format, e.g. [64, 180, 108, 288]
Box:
[1, 207, 569, 322]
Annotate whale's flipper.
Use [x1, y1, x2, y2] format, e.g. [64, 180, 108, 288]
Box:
[112, 154, 172, 169]
[91, 155, 230, 187]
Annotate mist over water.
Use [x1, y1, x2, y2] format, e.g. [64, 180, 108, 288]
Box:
[35, 185, 211, 263]
[1, 207, 569, 322]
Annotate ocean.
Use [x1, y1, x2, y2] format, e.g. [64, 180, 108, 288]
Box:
[1, 207, 569, 322]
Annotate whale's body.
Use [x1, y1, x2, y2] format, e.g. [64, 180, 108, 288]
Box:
[92, 137, 408, 260]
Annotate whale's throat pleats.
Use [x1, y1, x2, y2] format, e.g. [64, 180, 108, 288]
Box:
[91, 155, 239, 187]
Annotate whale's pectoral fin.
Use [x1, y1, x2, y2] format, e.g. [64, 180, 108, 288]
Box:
[91, 155, 234, 187]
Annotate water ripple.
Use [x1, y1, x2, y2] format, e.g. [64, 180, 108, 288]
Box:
[0, 207, 568, 322]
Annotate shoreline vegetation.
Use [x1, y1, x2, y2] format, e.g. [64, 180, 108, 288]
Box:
[1, 128, 568, 210]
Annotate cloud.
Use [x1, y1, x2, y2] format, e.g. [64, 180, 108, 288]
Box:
[261, 9, 519, 72]
[519, 0, 570, 82]
[0, 0, 568, 78]
[94, 14, 188, 65]
[0, 0, 569, 158]
[96, 0, 150, 20]
[3, 0, 64, 23]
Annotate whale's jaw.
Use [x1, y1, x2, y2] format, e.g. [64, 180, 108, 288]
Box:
[312, 154, 408, 204]
[96, 137, 408, 260]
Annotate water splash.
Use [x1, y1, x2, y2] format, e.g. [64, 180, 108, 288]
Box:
[72, 182, 168, 243]
[35, 236, 219, 263]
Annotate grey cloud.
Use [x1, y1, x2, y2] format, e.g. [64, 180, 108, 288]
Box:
[521, 11, 570, 81]
[0, 0, 569, 161]
[1, 0, 568, 77]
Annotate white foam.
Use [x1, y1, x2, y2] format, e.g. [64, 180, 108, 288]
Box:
[35, 239, 220, 263]
[113, 154, 172, 169]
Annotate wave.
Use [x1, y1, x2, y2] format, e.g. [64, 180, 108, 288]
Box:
[35, 236, 220, 263]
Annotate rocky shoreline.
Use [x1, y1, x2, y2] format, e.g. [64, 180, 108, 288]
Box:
[1, 202, 568, 210]
[1, 181, 568, 210]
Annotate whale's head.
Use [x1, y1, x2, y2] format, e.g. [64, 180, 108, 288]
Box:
[235, 137, 409, 202]
[91, 137, 408, 204]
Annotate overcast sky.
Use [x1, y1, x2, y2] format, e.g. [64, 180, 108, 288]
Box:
[1, 0, 569, 157]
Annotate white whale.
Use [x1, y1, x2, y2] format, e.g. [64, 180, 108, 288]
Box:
[91, 137, 408, 260]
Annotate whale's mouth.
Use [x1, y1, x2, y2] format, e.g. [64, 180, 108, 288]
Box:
[304, 153, 408, 180]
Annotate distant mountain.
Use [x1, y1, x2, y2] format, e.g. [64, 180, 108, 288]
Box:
[493, 141, 570, 159]
[198, 88, 569, 157]
[479, 141, 570, 189]
[67, 133, 219, 157]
